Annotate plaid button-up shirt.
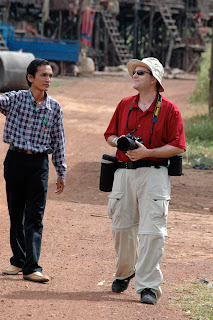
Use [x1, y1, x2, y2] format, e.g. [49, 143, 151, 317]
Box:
[0, 89, 67, 179]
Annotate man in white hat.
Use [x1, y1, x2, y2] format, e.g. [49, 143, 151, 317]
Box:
[104, 57, 186, 304]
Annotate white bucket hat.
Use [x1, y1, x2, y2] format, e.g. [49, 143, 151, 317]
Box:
[127, 57, 164, 92]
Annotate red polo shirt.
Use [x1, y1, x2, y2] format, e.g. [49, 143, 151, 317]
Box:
[104, 94, 186, 162]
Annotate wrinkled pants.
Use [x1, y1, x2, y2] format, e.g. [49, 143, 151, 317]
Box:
[4, 149, 49, 275]
[108, 166, 170, 298]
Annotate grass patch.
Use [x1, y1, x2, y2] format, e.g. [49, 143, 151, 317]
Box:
[50, 79, 65, 88]
[184, 44, 213, 168]
[183, 113, 213, 167]
[183, 44, 213, 168]
[172, 280, 213, 320]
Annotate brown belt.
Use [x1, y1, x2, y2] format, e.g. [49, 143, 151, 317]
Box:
[9, 145, 41, 155]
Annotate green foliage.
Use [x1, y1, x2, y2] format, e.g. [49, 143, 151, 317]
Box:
[50, 80, 65, 88]
[185, 46, 213, 167]
[183, 114, 213, 167]
[190, 45, 211, 104]
[172, 280, 213, 320]
[184, 114, 213, 142]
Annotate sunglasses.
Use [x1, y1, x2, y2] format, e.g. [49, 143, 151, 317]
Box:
[133, 70, 152, 76]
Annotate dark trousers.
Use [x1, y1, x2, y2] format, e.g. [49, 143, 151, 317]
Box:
[4, 149, 49, 275]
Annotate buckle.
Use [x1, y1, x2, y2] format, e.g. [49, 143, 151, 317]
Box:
[26, 150, 33, 154]
[125, 162, 135, 169]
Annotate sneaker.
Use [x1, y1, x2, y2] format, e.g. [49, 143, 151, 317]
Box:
[112, 273, 135, 293]
[2, 265, 22, 275]
[140, 288, 157, 305]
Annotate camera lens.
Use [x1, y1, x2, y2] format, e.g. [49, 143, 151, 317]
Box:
[117, 136, 136, 152]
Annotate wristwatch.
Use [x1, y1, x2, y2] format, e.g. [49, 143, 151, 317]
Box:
[112, 137, 118, 144]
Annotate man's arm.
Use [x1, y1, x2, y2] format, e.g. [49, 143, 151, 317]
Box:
[107, 135, 119, 147]
[127, 142, 185, 162]
[0, 91, 17, 116]
[55, 177, 65, 194]
[51, 107, 67, 193]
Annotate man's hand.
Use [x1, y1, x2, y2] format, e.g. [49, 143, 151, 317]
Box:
[126, 141, 148, 161]
[127, 142, 185, 161]
[55, 177, 65, 194]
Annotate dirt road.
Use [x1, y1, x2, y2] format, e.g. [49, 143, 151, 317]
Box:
[0, 75, 212, 320]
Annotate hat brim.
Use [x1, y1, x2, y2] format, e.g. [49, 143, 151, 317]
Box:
[127, 59, 164, 92]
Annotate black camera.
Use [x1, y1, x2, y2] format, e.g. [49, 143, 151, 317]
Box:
[117, 133, 143, 153]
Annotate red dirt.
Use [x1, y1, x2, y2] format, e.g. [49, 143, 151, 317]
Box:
[0, 75, 212, 320]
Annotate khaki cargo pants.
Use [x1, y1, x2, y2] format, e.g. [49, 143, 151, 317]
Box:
[108, 166, 171, 298]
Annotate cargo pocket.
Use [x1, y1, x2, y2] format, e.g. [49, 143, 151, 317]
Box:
[148, 193, 170, 235]
[107, 191, 124, 219]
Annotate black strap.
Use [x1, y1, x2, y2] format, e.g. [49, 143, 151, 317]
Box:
[149, 94, 162, 148]
[117, 159, 168, 169]
[126, 97, 136, 132]
[126, 94, 162, 147]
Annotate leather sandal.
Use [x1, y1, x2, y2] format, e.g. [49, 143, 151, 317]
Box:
[2, 265, 22, 275]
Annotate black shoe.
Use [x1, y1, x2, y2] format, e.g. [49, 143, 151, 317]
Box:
[140, 288, 157, 305]
[112, 273, 135, 293]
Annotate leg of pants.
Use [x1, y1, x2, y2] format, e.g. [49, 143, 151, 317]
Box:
[7, 185, 26, 268]
[4, 150, 49, 274]
[108, 168, 139, 280]
[108, 167, 170, 295]
[112, 225, 138, 279]
[135, 234, 166, 298]
[23, 163, 48, 275]
[136, 166, 170, 297]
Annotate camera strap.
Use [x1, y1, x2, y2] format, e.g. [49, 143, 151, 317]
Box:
[149, 94, 162, 148]
[126, 94, 162, 148]
[126, 97, 137, 133]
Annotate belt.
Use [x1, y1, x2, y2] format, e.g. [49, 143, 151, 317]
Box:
[9, 145, 41, 155]
[117, 159, 169, 169]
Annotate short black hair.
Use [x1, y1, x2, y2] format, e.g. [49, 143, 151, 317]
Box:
[26, 58, 50, 87]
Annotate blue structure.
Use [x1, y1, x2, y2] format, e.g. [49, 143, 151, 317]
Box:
[0, 25, 79, 75]
[0, 24, 14, 46]
[7, 33, 79, 63]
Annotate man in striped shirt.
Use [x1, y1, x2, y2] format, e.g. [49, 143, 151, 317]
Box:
[0, 58, 66, 283]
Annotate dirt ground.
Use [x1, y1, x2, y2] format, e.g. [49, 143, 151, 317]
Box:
[0, 75, 212, 320]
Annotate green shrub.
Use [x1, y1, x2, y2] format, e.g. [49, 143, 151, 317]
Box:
[183, 114, 213, 167]
[184, 114, 213, 142]
[184, 45, 213, 167]
[190, 45, 211, 104]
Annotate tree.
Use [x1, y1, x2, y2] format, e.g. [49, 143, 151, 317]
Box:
[209, 22, 213, 118]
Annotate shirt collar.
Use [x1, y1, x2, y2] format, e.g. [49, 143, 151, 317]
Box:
[134, 93, 158, 113]
[28, 89, 52, 111]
